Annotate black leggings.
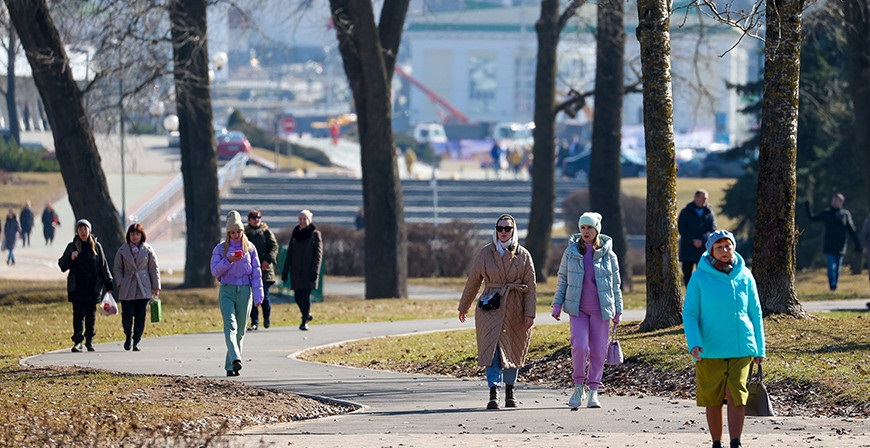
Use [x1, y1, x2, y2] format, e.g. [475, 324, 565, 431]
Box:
[71, 301, 96, 344]
[121, 298, 150, 343]
[681, 261, 697, 286]
[294, 289, 312, 321]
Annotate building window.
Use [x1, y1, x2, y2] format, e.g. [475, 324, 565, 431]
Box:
[468, 55, 497, 114]
[514, 56, 535, 115]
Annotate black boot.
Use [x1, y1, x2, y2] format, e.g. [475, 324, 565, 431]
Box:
[729, 438, 742, 448]
[487, 386, 499, 410]
[124, 336, 132, 351]
[505, 384, 517, 408]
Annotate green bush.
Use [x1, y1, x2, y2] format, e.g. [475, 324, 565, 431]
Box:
[0, 140, 60, 172]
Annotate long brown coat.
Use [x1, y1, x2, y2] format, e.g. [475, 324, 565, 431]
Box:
[112, 242, 160, 301]
[459, 243, 536, 368]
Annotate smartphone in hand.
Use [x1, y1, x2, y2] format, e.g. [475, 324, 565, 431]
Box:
[233, 250, 243, 258]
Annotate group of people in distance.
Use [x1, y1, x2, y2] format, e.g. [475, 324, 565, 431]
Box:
[1, 201, 60, 266]
[461, 201, 764, 448]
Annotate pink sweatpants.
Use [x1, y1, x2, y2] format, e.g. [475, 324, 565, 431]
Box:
[569, 311, 610, 389]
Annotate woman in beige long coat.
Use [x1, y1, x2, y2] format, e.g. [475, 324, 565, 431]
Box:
[459, 214, 536, 410]
[113, 223, 161, 351]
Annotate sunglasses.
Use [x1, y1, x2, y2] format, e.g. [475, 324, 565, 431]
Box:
[495, 226, 513, 233]
[249, 216, 261, 220]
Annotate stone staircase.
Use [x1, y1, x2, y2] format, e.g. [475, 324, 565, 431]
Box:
[220, 175, 586, 234]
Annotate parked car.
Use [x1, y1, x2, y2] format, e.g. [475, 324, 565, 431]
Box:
[216, 131, 252, 160]
[168, 131, 180, 148]
[699, 150, 751, 178]
[562, 148, 646, 181]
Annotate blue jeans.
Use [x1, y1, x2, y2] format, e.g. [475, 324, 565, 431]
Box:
[219, 284, 252, 371]
[825, 253, 843, 291]
[485, 345, 518, 387]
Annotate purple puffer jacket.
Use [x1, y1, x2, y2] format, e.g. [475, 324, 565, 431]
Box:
[210, 239, 264, 305]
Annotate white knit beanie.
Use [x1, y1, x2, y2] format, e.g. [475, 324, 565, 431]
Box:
[578, 212, 602, 233]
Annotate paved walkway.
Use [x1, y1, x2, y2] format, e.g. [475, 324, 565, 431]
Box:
[22, 299, 870, 448]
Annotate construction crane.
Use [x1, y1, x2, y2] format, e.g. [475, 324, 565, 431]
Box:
[394, 65, 469, 124]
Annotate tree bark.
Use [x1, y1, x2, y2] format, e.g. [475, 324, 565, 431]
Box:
[169, 0, 220, 288]
[636, 0, 682, 331]
[589, 0, 632, 291]
[5, 0, 124, 265]
[527, 0, 560, 283]
[845, 0, 870, 205]
[5, 30, 19, 146]
[752, 0, 805, 316]
[330, 0, 409, 299]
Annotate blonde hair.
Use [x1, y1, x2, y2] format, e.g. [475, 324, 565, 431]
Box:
[221, 232, 251, 258]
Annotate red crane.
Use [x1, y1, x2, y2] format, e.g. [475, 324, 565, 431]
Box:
[394, 65, 469, 124]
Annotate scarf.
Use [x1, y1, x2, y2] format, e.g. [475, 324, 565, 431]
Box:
[293, 224, 315, 241]
[707, 254, 734, 274]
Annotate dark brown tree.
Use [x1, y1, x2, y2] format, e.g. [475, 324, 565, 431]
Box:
[527, 0, 585, 283]
[168, 0, 220, 288]
[753, 0, 805, 316]
[329, 0, 409, 298]
[5, 0, 124, 263]
[636, 0, 682, 331]
[2, 28, 20, 145]
[845, 0, 870, 205]
[589, 0, 632, 290]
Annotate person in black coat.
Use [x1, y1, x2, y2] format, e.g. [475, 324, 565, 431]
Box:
[677, 190, 717, 285]
[805, 193, 861, 291]
[42, 203, 59, 246]
[3, 209, 19, 265]
[19, 201, 34, 247]
[281, 210, 323, 331]
[58, 219, 114, 352]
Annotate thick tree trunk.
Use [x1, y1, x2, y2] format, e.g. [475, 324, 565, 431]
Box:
[330, 0, 409, 299]
[590, 0, 631, 291]
[845, 0, 870, 205]
[6, 31, 20, 146]
[527, 0, 560, 283]
[753, 0, 805, 316]
[169, 0, 220, 288]
[5, 0, 124, 264]
[636, 0, 682, 331]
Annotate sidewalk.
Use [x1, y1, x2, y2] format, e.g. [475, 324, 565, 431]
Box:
[22, 300, 870, 448]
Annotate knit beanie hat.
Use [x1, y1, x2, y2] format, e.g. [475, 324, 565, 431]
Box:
[226, 210, 244, 233]
[75, 219, 92, 232]
[706, 229, 736, 253]
[578, 212, 602, 233]
[299, 209, 314, 221]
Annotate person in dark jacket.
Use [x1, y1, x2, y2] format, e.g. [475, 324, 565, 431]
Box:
[19, 201, 34, 247]
[4, 209, 20, 265]
[805, 193, 861, 291]
[42, 203, 59, 246]
[677, 190, 717, 285]
[58, 219, 114, 352]
[244, 209, 278, 330]
[281, 209, 323, 331]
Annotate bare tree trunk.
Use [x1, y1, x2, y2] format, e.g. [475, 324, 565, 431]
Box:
[754, 0, 806, 316]
[169, 0, 220, 288]
[636, 0, 682, 331]
[330, 0, 409, 299]
[845, 0, 870, 204]
[527, 0, 560, 283]
[590, 0, 632, 291]
[5, 0, 124, 264]
[5, 30, 19, 145]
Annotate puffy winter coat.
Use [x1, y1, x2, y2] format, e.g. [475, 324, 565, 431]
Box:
[683, 251, 766, 359]
[678, 201, 717, 263]
[281, 225, 323, 290]
[113, 242, 161, 301]
[245, 223, 279, 283]
[58, 236, 113, 303]
[551, 234, 623, 320]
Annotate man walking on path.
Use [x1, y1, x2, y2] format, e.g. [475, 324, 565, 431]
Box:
[805, 193, 861, 291]
[678, 190, 717, 285]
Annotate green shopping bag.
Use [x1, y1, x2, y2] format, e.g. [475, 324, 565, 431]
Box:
[150, 297, 162, 323]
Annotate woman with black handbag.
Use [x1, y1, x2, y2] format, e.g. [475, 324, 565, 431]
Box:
[683, 230, 766, 448]
[458, 214, 536, 410]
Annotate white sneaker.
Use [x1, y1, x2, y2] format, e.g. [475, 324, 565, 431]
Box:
[587, 389, 601, 408]
[568, 385, 586, 408]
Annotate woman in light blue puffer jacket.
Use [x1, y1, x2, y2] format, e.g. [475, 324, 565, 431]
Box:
[551, 212, 623, 409]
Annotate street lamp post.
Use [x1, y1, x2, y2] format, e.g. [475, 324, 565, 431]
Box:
[119, 78, 127, 228]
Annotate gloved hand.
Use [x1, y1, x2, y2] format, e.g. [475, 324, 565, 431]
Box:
[613, 312, 622, 324]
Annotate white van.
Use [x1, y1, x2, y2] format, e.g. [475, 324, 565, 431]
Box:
[413, 122, 447, 144]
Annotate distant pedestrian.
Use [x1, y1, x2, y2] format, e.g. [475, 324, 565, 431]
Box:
[210, 211, 264, 377]
[113, 224, 161, 352]
[551, 212, 623, 409]
[354, 207, 365, 230]
[490, 141, 504, 179]
[507, 147, 523, 179]
[805, 193, 861, 291]
[58, 219, 114, 352]
[683, 230, 765, 448]
[458, 214, 536, 410]
[245, 209, 278, 331]
[4, 209, 20, 265]
[281, 209, 323, 331]
[861, 216, 870, 287]
[42, 203, 59, 246]
[19, 200, 34, 247]
[404, 147, 417, 178]
[678, 189, 717, 285]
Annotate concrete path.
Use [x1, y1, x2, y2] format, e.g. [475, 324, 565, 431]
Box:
[22, 299, 870, 448]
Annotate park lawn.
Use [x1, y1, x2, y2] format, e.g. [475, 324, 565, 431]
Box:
[623, 177, 739, 232]
[0, 171, 66, 211]
[251, 146, 324, 171]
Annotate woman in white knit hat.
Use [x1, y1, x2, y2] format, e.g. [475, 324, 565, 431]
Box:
[210, 210, 264, 377]
[281, 209, 323, 331]
[551, 211, 623, 409]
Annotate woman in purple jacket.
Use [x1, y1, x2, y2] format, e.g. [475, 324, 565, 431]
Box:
[211, 211, 264, 377]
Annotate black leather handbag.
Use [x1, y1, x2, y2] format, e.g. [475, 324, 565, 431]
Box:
[478, 291, 500, 311]
[745, 363, 775, 417]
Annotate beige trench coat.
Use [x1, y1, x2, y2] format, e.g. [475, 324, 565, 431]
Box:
[458, 243, 536, 368]
[112, 242, 161, 301]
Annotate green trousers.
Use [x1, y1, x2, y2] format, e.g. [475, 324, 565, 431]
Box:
[219, 284, 252, 371]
